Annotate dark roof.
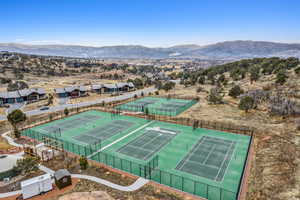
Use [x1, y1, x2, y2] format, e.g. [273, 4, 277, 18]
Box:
[54, 88, 65, 94]
[0, 91, 20, 99]
[54, 85, 87, 93]
[54, 169, 71, 180]
[91, 84, 103, 90]
[0, 88, 46, 99]
[103, 83, 117, 89]
[19, 88, 46, 96]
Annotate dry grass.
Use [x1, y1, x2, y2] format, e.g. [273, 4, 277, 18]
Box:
[158, 72, 300, 200]
[0, 107, 6, 116]
[0, 136, 13, 150]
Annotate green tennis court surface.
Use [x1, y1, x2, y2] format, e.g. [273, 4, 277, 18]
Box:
[116, 96, 197, 116]
[176, 136, 236, 182]
[22, 110, 251, 200]
[117, 128, 177, 160]
[22, 110, 149, 156]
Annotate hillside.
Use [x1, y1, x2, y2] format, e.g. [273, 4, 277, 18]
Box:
[1, 41, 300, 59]
[160, 57, 300, 200]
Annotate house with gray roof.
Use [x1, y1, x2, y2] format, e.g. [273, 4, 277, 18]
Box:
[54, 86, 88, 98]
[0, 88, 46, 105]
[91, 82, 135, 94]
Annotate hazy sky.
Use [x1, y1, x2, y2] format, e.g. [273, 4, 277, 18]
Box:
[1, 0, 299, 47]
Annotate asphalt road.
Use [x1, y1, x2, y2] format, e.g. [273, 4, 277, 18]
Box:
[0, 87, 156, 121]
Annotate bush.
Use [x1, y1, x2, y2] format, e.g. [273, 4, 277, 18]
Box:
[13, 157, 39, 175]
[239, 96, 255, 112]
[196, 87, 204, 93]
[141, 92, 144, 97]
[79, 156, 88, 170]
[198, 76, 205, 85]
[275, 70, 288, 85]
[295, 119, 300, 131]
[64, 108, 69, 116]
[134, 94, 138, 98]
[155, 91, 159, 95]
[228, 85, 244, 98]
[7, 109, 26, 125]
[13, 129, 21, 138]
[208, 87, 223, 104]
[295, 66, 300, 75]
[7, 81, 29, 91]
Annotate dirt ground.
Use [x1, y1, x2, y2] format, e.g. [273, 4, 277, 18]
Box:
[1, 178, 79, 200]
[67, 93, 112, 104]
[57, 191, 113, 200]
[0, 136, 12, 150]
[0, 170, 45, 194]
[0, 107, 6, 115]
[48, 179, 187, 200]
[22, 99, 49, 112]
[158, 74, 300, 200]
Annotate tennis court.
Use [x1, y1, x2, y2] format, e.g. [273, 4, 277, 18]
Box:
[117, 127, 178, 160]
[41, 113, 102, 133]
[22, 110, 251, 200]
[22, 110, 149, 156]
[97, 119, 251, 200]
[176, 136, 236, 182]
[116, 97, 197, 116]
[73, 120, 134, 145]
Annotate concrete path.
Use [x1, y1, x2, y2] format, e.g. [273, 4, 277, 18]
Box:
[6, 102, 25, 115]
[0, 128, 150, 198]
[0, 190, 22, 198]
[2, 131, 23, 148]
[71, 174, 149, 192]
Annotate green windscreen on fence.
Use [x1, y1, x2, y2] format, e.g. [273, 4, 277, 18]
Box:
[116, 97, 198, 116]
[21, 110, 252, 200]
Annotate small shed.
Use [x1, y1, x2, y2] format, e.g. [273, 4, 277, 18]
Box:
[54, 169, 72, 189]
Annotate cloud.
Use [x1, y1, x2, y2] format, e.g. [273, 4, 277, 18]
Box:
[26, 40, 62, 45]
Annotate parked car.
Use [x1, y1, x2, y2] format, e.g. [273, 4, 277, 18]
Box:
[40, 106, 49, 111]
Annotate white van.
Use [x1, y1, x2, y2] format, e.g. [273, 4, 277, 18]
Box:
[21, 174, 52, 199]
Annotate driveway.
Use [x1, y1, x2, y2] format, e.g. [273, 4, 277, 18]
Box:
[0, 87, 156, 121]
[6, 102, 26, 114]
[58, 97, 69, 105]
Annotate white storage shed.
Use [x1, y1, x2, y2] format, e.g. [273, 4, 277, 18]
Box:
[21, 173, 53, 199]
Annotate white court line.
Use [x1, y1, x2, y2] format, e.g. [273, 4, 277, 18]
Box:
[202, 144, 216, 165]
[214, 141, 233, 181]
[140, 133, 164, 160]
[177, 136, 207, 171]
[184, 159, 219, 170]
[87, 120, 155, 158]
[214, 141, 237, 182]
[140, 133, 174, 160]
[219, 141, 237, 183]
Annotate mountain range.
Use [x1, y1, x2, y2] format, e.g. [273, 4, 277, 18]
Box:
[1, 40, 300, 60]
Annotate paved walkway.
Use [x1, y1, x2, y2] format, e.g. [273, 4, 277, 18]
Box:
[2, 131, 23, 148]
[0, 190, 22, 198]
[72, 174, 149, 192]
[0, 127, 150, 198]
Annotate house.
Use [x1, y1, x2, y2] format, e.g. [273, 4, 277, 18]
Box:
[103, 83, 118, 93]
[91, 82, 135, 94]
[54, 86, 88, 98]
[54, 169, 72, 189]
[18, 88, 46, 102]
[91, 84, 103, 93]
[0, 88, 46, 105]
